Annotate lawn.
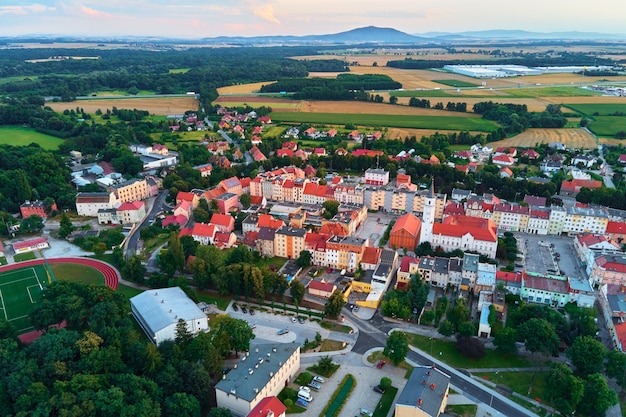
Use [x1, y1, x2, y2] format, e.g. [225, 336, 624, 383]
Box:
[372, 386, 398, 417]
[319, 339, 346, 352]
[0, 126, 64, 150]
[445, 404, 477, 417]
[50, 263, 105, 285]
[116, 284, 144, 299]
[502, 86, 600, 97]
[168, 68, 191, 74]
[320, 374, 355, 417]
[13, 252, 37, 262]
[0, 257, 7, 266]
[306, 363, 340, 378]
[433, 79, 479, 88]
[404, 333, 532, 368]
[474, 371, 549, 402]
[196, 290, 230, 311]
[390, 90, 495, 98]
[319, 321, 353, 334]
[277, 387, 306, 414]
[270, 112, 499, 132]
[588, 116, 626, 137]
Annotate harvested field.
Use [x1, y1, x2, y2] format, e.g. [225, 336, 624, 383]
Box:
[213, 95, 301, 111]
[386, 128, 484, 140]
[489, 128, 597, 149]
[599, 138, 626, 146]
[555, 96, 626, 105]
[47, 96, 198, 116]
[217, 82, 272, 95]
[382, 94, 550, 112]
[300, 100, 480, 117]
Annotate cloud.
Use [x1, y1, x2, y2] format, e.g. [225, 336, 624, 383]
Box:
[253, 3, 280, 24]
[0, 4, 55, 15]
[79, 4, 113, 18]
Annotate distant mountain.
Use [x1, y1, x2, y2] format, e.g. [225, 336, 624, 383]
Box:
[415, 29, 626, 41]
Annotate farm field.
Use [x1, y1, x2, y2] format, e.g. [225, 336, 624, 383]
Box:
[88, 89, 155, 96]
[217, 82, 272, 95]
[386, 128, 484, 140]
[270, 112, 499, 132]
[489, 128, 597, 149]
[385, 95, 551, 112]
[46, 96, 198, 116]
[214, 95, 301, 111]
[300, 100, 481, 117]
[564, 103, 626, 115]
[433, 79, 479, 88]
[0, 126, 64, 150]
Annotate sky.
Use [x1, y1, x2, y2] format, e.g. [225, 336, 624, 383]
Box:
[1, 0, 624, 39]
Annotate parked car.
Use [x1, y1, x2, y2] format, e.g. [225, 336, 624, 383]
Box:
[249, 308, 255, 315]
[295, 398, 308, 408]
[373, 385, 385, 393]
[308, 381, 321, 391]
[299, 386, 311, 393]
[291, 317, 297, 323]
[353, 306, 360, 313]
[232, 304, 239, 312]
[312, 375, 325, 383]
[298, 317, 305, 324]
[277, 329, 289, 335]
[249, 323, 256, 329]
[360, 409, 373, 417]
[376, 360, 385, 369]
[241, 306, 248, 314]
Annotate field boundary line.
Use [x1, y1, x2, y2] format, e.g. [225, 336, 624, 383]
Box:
[0, 267, 37, 282]
[26, 285, 40, 304]
[0, 275, 38, 288]
[0, 289, 7, 321]
[9, 314, 29, 322]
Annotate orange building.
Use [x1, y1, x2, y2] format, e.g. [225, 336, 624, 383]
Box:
[389, 213, 422, 251]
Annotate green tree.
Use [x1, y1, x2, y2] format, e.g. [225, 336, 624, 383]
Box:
[605, 350, 626, 391]
[407, 273, 429, 316]
[175, 319, 193, 349]
[566, 335, 607, 377]
[545, 363, 584, 416]
[122, 255, 147, 283]
[457, 321, 476, 337]
[438, 320, 454, 337]
[239, 193, 251, 209]
[493, 326, 517, 354]
[207, 407, 232, 417]
[143, 343, 163, 375]
[379, 376, 392, 389]
[296, 250, 312, 268]
[164, 392, 201, 417]
[577, 373, 618, 417]
[20, 214, 44, 233]
[384, 331, 409, 365]
[58, 212, 74, 238]
[317, 355, 335, 374]
[447, 298, 470, 332]
[290, 279, 305, 314]
[322, 200, 340, 219]
[324, 289, 345, 319]
[517, 318, 559, 357]
[168, 232, 186, 275]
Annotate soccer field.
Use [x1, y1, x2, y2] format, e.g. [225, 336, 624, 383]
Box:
[0, 264, 49, 333]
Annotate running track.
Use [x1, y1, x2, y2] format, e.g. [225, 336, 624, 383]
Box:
[0, 257, 120, 290]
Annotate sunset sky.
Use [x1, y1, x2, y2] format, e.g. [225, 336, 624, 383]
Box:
[1, 0, 624, 39]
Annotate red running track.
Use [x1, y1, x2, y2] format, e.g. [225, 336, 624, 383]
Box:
[0, 257, 120, 290]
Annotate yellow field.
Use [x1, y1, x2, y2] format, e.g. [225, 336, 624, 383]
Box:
[599, 137, 626, 146]
[218, 82, 273, 95]
[47, 97, 198, 115]
[489, 128, 597, 149]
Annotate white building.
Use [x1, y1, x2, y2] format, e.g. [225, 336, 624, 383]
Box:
[76, 192, 117, 217]
[216, 343, 301, 417]
[130, 287, 209, 346]
[364, 168, 389, 186]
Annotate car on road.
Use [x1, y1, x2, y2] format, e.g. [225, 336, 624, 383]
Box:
[312, 375, 325, 383]
[376, 360, 385, 369]
[249, 308, 255, 315]
[373, 385, 385, 393]
[277, 329, 289, 335]
[249, 323, 256, 329]
[298, 317, 305, 324]
[353, 306, 360, 313]
[291, 317, 297, 323]
[241, 306, 248, 314]
[232, 304, 239, 312]
[360, 408, 373, 417]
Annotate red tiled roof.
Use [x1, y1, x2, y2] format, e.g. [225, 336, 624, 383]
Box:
[399, 256, 419, 273]
[177, 191, 196, 202]
[351, 149, 383, 157]
[210, 213, 234, 228]
[443, 202, 465, 216]
[521, 149, 540, 158]
[319, 223, 348, 236]
[179, 227, 193, 237]
[309, 280, 335, 293]
[561, 179, 602, 193]
[247, 397, 286, 417]
[192, 223, 216, 237]
[117, 201, 144, 211]
[499, 167, 513, 177]
[13, 237, 48, 250]
[496, 270, 522, 283]
[494, 203, 529, 215]
[615, 322, 626, 350]
[619, 154, 626, 164]
[523, 273, 569, 293]
[162, 214, 187, 227]
[362, 247, 381, 265]
[530, 209, 550, 219]
[492, 154, 515, 163]
[433, 215, 497, 242]
[606, 221, 626, 235]
[391, 213, 421, 237]
[277, 149, 293, 157]
[258, 214, 284, 229]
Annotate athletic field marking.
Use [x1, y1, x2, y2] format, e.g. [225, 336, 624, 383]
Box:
[0, 276, 39, 287]
[0, 289, 7, 321]
[0, 267, 37, 280]
[26, 285, 41, 303]
[9, 314, 29, 322]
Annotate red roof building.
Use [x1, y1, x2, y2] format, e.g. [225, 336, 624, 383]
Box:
[277, 149, 293, 157]
[308, 280, 336, 298]
[521, 149, 540, 159]
[246, 396, 286, 417]
[560, 179, 602, 196]
[606, 221, 626, 243]
[20, 200, 57, 219]
[492, 154, 515, 166]
[210, 213, 235, 233]
[250, 145, 267, 162]
[351, 149, 384, 158]
[389, 213, 422, 251]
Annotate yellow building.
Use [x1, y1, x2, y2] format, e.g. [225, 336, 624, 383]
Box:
[108, 178, 148, 203]
[274, 226, 307, 259]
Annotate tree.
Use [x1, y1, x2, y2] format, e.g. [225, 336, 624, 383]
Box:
[517, 318, 559, 357]
[566, 335, 607, 377]
[446, 298, 470, 332]
[577, 373, 618, 417]
[324, 289, 345, 319]
[407, 273, 429, 316]
[20, 215, 44, 233]
[58, 212, 74, 238]
[317, 356, 335, 374]
[493, 326, 517, 354]
[122, 255, 146, 283]
[384, 331, 409, 365]
[545, 363, 584, 416]
[207, 408, 232, 417]
[168, 232, 186, 275]
[175, 319, 193, 349]
[456, 336, 485, 358]
[322, 200, 339, 219]
[290, 280, 305, 313]
[379, 377, 392, 389]
[605, 350, 626, 390]
[239, 193, 251, 209]
[296, 250, 311, 268]
[164, 392, 201, 417]
[456, 321, 476, 337]
[438, 320, 454, 337]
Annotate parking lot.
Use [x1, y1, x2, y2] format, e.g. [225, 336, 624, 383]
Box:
[517, 233, 586, 280]
[354, 212, 396, 246]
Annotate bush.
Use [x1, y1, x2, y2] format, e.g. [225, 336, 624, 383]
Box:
[456, 336, 486, 358]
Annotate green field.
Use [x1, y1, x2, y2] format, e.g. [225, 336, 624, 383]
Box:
[564, 103, 626, 116]
[390, 90, 495, 98]
[502, 86, 600, 97]
[433, 79, 479, 88]
[0, 76, 39, 85]
[168, 68, 191, 74]
[588, 116, 626, 136]
[86, 90, 156, 97]
[0, 126, 64, 150]
[0, 265, 49, 333]
[270, 112, 499, 132]
[50, 263, 105, 286]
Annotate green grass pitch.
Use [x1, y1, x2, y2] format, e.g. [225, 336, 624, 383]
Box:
[0, 264, 49, 333]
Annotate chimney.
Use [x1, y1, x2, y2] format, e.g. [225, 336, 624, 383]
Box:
[417, 399, 423, 406]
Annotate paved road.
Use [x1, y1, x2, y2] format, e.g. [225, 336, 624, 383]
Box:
[218, 129, 254, 164]
[125, 190, 169, 258]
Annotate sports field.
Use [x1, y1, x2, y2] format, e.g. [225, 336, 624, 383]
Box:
[0, 264, 49, 333]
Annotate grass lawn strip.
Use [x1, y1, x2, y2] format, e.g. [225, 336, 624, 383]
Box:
[404, 333, 531, 368]
[319, 374, 355, 417]
[0, 126, 64, 150]
[277, 387, 306, 414]
[372, 386, 398, 417]
[474, 371, 549, 404]
[445, 404, 477, 417]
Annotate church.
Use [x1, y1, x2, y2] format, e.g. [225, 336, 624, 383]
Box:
[420, 181, 498, 258]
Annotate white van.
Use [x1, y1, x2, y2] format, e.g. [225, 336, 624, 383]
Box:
[298, 389, 313, 402]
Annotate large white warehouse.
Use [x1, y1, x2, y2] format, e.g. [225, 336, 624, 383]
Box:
[131, 287, 209, 345]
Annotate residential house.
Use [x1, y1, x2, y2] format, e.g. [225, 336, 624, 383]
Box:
[492, 154, 515, 166]
[256, 227, 277, 257]
[394, 366, 450, 417]
[210, 213, 235, 233]
[191, 223, 217, 245]
[364, 168, 389, 186]
[560, 179, 602, 197]
[274, 227, 307, 260]
[117, 201, 146, 224]
[20, 200, 57, 219]
[76, 192, 117, 217]
[108, 178, 149, 203]
[245, 397, 286, 417]
[176, 191, 200, 210]
[521, 272, 570, 307]
[308, 280, 337, 298]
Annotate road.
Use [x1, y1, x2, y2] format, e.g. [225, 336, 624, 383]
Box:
[344, 308, 537, 417]
[218, 129, 254, 164]
[125, 190, 170, 258]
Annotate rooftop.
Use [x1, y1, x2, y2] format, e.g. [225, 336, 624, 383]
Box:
[396, 366, 450, 417]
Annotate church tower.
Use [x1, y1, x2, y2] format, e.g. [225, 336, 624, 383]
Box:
[419, 179, 436, 244]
